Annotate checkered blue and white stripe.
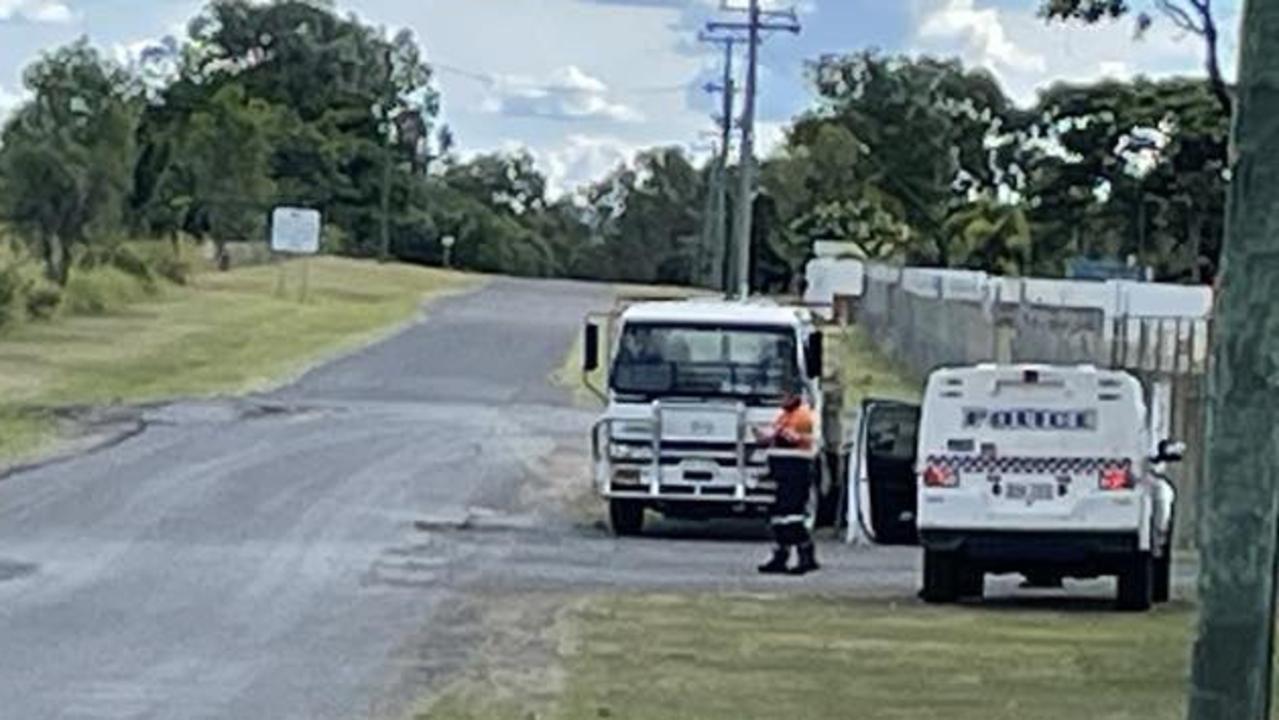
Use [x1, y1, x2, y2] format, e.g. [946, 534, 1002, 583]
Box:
[925, 455, 1132, 474]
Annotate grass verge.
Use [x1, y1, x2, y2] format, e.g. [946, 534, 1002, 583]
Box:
[418, 593, 1198, 720]
[0, 257, 472, 460]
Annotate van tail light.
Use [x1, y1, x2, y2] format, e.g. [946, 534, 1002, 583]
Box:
[923, 464, 958, 488]
[1099, 467, 1135, 491]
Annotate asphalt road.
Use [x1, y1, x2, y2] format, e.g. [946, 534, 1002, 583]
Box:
[0, 277, 1197, 720]
[0, 278, 611, 720]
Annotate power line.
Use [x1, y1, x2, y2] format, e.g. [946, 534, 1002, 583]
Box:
[432, 61, 693, 97]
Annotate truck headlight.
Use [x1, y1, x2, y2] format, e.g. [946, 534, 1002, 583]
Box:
[610, 443, 654, 462]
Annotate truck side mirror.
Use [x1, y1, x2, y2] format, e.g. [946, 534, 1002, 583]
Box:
[806, 332, 824, 379]
[584, 323, 600, 373]
[1154, 439, 1186, 464]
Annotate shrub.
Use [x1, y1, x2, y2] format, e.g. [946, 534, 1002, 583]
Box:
[151, 253, 193, 285]
[127, 240, 195, 285]
[0, 265, 25, 327]
[24, 282, 62, 320]
[105, 245, 157, 289]
[63, 266, 154, 315]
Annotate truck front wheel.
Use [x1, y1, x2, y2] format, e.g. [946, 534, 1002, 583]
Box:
[922, 550, 960, 604]
[1117, 552, 1154, 612]
[609, 500, 645, 537]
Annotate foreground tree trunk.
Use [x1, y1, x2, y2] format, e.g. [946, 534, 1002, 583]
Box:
[40, 231, 69, 286]
[1188, 2, 1279, 718]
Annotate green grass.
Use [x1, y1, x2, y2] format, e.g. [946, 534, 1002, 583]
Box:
[418, 594, 1199, 720]
[0, 407, 56, 460]
[552, 332, 606, 407]
[0, 257, 472, 460]
[833, 324, 922, 407]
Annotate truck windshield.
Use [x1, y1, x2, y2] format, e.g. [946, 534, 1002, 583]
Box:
[611, 323, 799, 401]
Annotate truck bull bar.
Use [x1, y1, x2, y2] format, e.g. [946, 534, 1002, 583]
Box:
[591, 400, 764, 502]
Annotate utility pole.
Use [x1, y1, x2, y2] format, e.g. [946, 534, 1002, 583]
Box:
[1189, 2, 1279, 719]
[707, 0, 800, 299]
[379, 142, 392, 263]
[698, 33, 742, 294]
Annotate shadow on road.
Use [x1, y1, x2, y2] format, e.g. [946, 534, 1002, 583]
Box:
[639, 517, 773, 542]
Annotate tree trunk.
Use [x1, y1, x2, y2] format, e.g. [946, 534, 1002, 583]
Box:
[1188, 2, 1279, 718]
[1189, 213, 1204, 285]
[41, 232, 68, 286]
[215, 238, 230, 272]
[1201, 9, 1234, 117]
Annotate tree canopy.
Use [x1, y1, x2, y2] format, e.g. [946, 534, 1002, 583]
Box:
[0, 0, 1228, 293]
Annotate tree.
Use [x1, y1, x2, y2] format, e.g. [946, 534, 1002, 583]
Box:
[178, 0, 440, 250]
[582, 148, 705, 285]
[762, 121, 914, 268]
[0, 39, 141, 284]
[769, 52, 1017, 269]
[1188, 1, 1279, 716]
[174, 83, 279, 267]
[942, 199, 1032, 275]
[1038, 0, 1231, 115]
[813, 53, 1018, 265]
[1017, 76, 1228, 280]
[444, 151, 548, 218]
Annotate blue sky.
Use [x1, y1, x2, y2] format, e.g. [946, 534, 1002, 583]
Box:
[0, 0, 1241, 193]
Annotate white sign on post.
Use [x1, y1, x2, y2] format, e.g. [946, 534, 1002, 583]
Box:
[270, 207, 322, 255]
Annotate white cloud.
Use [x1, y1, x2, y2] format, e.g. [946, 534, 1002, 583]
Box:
[0, 83, 28, 121]
[531, 134, 643, 197]
[712, 0, 816, 13]
[756, 120, 789, 159]
[1097, 60, 1133, 81]
[0, 0, 76, 24]
[911, 0, 1232, 106]
[482, 65, 643, 123]
[918, 0, 1046, 73]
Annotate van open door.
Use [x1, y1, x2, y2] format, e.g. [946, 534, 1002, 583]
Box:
[854, 399, 921, 545]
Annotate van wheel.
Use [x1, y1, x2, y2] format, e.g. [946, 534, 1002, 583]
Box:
[1153, 548, 1172, 604]
[958, 564, 984, 600]
[1117, 552, 1154, 612]
[609, 500, 645, 537]
[922, 550, 959, 604]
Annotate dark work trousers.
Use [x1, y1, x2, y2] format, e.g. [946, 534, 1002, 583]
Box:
[767, 452, 815, 549]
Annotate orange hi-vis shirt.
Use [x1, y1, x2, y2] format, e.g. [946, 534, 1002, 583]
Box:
[772, 404, 815, 450]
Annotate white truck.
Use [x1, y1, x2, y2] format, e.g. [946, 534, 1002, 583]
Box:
[583, 299, 842, 536]
[854, 364, 1181, 611]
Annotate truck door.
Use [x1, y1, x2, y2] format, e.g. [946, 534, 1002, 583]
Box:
[855, 399, 922, 545]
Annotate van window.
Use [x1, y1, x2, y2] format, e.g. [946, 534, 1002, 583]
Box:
[867, 405, 919, 461]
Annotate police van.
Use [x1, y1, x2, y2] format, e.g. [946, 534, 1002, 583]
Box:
[855, 364, 1181, 611]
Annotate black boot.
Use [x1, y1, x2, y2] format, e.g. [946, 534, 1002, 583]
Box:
[758, 546, 790, 574]
[789, 543, 820, 576]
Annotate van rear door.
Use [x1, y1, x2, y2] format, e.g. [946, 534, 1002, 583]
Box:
[918, 367, 1146, 531]
[855, 399, 921, 544]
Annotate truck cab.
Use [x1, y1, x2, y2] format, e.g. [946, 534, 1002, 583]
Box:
[583, 299, 832, 536]
[855, 364, 1181, 611]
